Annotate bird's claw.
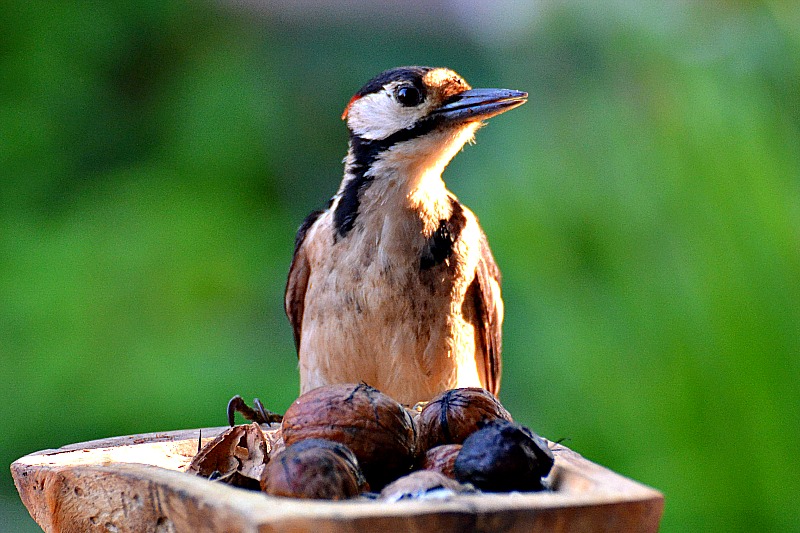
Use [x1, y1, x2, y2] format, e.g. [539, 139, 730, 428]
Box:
[227, 395, 283, 426]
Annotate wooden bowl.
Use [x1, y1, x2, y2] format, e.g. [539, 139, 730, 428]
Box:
[11, 427, 663, 532]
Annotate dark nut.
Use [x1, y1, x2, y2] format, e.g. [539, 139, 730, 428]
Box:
[454, 419, 554, 492]
[286, 438, 369, 492]
[282, 383, 417, 489]
[419, 444, 462, 479]
[379, 470, 473, 502]
[261, 439, 363, 500]
[417, 388, 512, 452]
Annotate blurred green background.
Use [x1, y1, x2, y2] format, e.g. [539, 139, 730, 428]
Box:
[2, 1, 799, 531]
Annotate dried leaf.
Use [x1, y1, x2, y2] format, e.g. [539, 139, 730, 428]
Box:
[188, 423, 269, 490]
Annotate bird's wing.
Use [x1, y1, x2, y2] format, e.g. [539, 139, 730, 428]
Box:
[285, 210, 323, 354]
[472, 231, 503, 395]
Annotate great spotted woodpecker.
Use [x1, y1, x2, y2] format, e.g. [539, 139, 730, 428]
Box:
[285, 66, 526, 405]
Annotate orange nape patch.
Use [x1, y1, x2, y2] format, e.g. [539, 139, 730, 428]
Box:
[423, 68, 471, 103]
[341, 94, 361, 120]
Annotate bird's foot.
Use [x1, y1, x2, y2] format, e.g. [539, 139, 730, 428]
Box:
[226, 395, 283, 426]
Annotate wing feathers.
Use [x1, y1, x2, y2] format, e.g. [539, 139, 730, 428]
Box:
[473, 231, 503, 395]
[285, 210, 323, 354]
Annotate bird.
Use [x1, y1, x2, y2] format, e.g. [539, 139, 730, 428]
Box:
[285, 66, 527, 406]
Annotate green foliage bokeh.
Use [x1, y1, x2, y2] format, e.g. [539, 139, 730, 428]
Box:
[2, 2, 799, 531]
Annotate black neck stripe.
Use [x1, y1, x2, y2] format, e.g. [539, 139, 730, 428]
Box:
[333, 116, 444, 239]
[420, 196, 466, 270]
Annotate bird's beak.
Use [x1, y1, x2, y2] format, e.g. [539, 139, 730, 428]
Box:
[434, 88, 528, 123]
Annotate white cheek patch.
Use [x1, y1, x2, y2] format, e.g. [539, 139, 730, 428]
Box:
[347, 90, 427, 140]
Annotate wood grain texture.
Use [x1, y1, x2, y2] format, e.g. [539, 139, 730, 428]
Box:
[11, 427, 663, 533]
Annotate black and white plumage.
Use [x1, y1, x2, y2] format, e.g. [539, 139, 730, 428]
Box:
[285, 66, 526, 405]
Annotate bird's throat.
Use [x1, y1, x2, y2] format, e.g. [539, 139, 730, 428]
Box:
[333, 122, 478, 240]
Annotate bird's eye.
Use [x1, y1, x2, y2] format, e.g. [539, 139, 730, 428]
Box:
[396, 86, 422, 107]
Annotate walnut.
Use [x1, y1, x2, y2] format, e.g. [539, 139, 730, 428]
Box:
[379, 470, 473, 502]
[261, 439, 364, 500]
[454, 419, 554, 492]
[282, 383, 417, 489]
[419, 444, 461, 479]
[417, 388, 512, 453]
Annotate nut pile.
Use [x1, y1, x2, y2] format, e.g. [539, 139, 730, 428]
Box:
[190, 383, 554, 500]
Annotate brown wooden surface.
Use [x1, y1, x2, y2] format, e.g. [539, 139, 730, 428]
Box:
[11, 427, 663, 533]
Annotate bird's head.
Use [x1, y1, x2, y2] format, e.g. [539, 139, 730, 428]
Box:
[341, 66, 527, 177]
